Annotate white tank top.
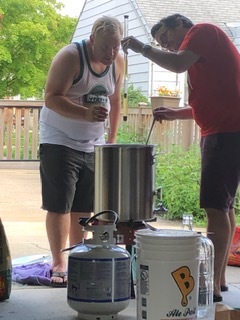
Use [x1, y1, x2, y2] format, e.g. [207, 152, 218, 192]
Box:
[39, 40, 116, 152]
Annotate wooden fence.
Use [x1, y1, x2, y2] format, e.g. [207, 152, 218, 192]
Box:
[0, 100, 201, 161]
[0, 100, 43, 161]
[123, 104, 201, 152]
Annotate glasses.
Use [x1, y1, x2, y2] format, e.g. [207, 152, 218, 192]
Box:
[158, 27, 170, 49]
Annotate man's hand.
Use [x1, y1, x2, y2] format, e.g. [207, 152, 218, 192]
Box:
[84, 105, 108, 122]
[106, 136, 116, 144]
[153, 107, 178, 122]
[121, 36, 144, 55]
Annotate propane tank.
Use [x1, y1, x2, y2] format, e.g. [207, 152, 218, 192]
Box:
[67, 211, 131, 320]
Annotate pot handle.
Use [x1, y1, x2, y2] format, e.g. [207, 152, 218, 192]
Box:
[153, 186, 168, 215]
[154, 186, 162, 199]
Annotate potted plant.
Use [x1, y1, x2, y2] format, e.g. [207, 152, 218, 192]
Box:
[151, 86, 181, 110]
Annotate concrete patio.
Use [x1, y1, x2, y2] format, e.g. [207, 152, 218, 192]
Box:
[0, 164, 240, 319]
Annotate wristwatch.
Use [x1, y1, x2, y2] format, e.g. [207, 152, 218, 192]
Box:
[141, 44, 152, 57]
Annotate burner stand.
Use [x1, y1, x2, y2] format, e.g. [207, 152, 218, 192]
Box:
[114, 217, 157, 299]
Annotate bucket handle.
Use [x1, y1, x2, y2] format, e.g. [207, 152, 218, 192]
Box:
[142, 221, 160, 231]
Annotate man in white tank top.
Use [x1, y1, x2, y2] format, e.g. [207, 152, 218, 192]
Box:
[39, 16, 124, 286]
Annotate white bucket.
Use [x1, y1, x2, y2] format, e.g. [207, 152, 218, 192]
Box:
[135, 229, 198, 244]
[135, 229, 201, 320]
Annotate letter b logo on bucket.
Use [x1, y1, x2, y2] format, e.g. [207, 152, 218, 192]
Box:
[172, 266, 195, 307]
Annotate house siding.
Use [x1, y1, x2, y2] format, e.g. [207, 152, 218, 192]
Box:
[227, 22, 240, 51]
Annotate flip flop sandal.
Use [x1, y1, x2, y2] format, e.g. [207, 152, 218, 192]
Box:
[50, 271, 67, 288]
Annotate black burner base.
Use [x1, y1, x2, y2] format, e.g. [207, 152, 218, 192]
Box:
[114, 217, 156, 245]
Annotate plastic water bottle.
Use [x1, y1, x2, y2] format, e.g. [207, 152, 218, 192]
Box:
[180, 216, 214, 319]
[181, 213, 194, 230]
[198, 235, 214, 319]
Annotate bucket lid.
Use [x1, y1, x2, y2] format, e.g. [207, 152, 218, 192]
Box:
[135, 229, 200, 239]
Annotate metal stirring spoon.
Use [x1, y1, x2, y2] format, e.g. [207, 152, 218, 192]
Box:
[145, 118, 155, 145]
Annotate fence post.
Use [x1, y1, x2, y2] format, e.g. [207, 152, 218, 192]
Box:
[182, 120, 194, 151]
[137, 102, 148, 136]
[0, 108, 4, 159]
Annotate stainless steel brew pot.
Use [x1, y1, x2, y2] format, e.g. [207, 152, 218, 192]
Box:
[94, 144, 156, 222]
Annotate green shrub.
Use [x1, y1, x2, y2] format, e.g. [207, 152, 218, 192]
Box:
[155, 144, 206, 224]
[122, 83, 149, 107]
[155, 145, 240, 226]
[117, 122, 145, 144]
[234, 188, 240, 224]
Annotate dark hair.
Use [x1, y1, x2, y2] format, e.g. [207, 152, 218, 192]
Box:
[151, 14, 194, 38]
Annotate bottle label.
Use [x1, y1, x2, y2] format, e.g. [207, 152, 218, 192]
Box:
[67, 256, 131, 302]
[0, 219, 12, 301]
[198, 287, 207, 305]
[0, 270, 12, 301]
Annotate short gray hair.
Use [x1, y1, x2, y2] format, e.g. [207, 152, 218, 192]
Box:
[91, 16, 123, 37]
